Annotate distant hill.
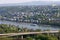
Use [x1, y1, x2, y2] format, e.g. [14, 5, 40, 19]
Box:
[20, 1, 52, 5]
[0, 1, 60, 6]
[20, 1, 60, 5]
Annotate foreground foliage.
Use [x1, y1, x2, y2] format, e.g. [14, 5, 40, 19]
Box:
[0, 24, 59, 40]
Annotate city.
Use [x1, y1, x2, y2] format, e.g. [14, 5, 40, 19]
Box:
[0, 5, 60, 26]
[0, 0, 60, 40]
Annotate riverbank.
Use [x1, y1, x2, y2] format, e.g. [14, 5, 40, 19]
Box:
[0, 20, 60, 30]
[1, 19, 60, 27]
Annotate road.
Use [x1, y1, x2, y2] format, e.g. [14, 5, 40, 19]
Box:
[0, 31, 59, 37]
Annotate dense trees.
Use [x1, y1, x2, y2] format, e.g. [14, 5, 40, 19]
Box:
[35, 34, 58, 40]
[0, 24, 41, 33]
[25, 34, 58, 40]
[0, 24, 21, 33]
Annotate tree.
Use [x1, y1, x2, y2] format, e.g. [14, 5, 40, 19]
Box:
[35, 34, 58, 40]
[26, 37, 33, 40]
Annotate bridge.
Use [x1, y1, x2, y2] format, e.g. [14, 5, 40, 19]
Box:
[0, 31, 59, 39]
[0, 31, 59, 36]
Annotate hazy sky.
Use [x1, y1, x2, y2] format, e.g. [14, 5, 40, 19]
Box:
[0, 0, 60, 4]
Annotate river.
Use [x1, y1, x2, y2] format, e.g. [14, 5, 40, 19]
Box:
[0, 20, 60, 30]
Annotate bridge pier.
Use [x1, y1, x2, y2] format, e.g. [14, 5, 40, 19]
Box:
[21, 35, 24, 40]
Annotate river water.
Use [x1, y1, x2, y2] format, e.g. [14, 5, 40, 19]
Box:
[0, 20, 60, 30]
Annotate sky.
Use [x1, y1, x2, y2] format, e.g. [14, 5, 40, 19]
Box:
[0, 0, 60, 4]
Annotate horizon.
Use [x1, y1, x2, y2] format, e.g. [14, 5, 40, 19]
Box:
[0, 0, 60, 4]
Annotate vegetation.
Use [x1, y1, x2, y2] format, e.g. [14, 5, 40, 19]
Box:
[26, 34, 58, 40]
[0, 24, 41, 33]
[0, 24, 21, 33]
[35, 34, 58, 40]
[0, 37, 14, 40]
[0, 34, 58, 40]
[0, 24, 59, 40]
